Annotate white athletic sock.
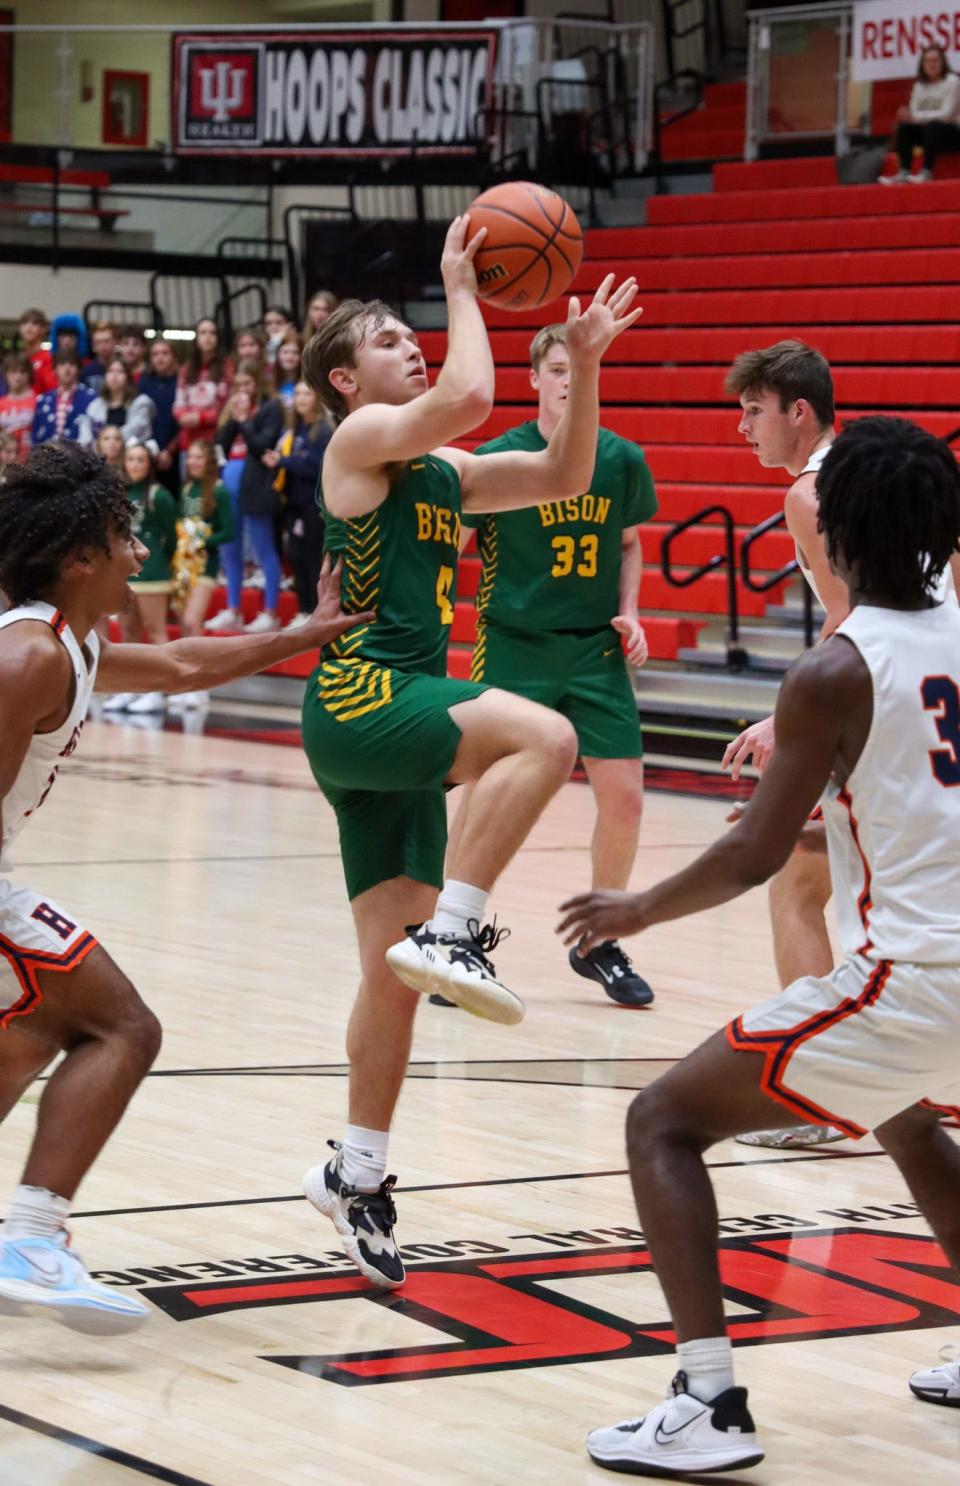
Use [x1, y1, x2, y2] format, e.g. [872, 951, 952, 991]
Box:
[428, 880, 488, 938]
[676, 1336, 736, 1403]
[3, 1184, 71, 1243]
[340, 1126, 389, 1192]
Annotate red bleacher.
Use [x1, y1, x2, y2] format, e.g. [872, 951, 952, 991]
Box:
[432, 168, 960, 674]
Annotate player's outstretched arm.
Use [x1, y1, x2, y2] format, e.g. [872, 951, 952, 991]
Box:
[452, 275, 642, 513]
[324, 217, 493, 509]
[557, 638, 866, 951]
[95, 557, 373, 697]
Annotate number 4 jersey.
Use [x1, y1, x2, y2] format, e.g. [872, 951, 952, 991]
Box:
[320, 454, 462, 678]
[823, 598, 960, 964]
[464, 422, 657, 632]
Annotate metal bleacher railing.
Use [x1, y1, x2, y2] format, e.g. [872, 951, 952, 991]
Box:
[745, 1, 879, 160]
[661, 505, 750, 671]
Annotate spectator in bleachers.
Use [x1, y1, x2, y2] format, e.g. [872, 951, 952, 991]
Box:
[262, 379, 329, 630]
[95, 423, 125, 473]
[18, 308, 56, 395]
[172, 440, 236, 707]
[139, 336, 181, 495]
[880, 44, 960, 183]
[118, 324, 148, 383]
[233, 324, 267, 376]
[263, 304, 295, 369]
[81, 355, 156, 448]
[31, 350, 94, 445]
[301, 289, 338, 342]
[273, 331, 303, 408]
[173, 318, 232, 464]
[51, 313, 89, 365]
[0, 353, 37, 461]
[0, 433, 17, 483]
[102, 442, 178, 715]
[82, 321, 117, 395]
[208, 362, 285, 633]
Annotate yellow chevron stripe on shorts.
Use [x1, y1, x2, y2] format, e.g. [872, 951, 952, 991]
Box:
[317, 658, 393, 722]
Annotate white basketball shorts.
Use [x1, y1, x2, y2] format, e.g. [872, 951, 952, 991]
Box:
[0, 878, 98, 1027]
[727, 953, 960, 1138]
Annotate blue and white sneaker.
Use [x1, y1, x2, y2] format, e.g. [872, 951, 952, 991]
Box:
[587, 1372, 764, 1476]
[0, 1235, 151, 1335]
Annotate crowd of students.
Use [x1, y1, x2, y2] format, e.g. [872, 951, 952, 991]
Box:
[0, 290, 339, 713]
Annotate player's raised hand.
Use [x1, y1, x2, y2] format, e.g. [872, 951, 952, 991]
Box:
[305, 555, 376, 647]
[565, 274, 642, 363]
[440, 214, 487, 298]
[557, 889, 649, 954]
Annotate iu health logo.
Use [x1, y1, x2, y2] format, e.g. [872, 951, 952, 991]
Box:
[183, 47, 260, 143]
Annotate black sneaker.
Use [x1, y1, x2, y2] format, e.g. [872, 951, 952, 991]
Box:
[302, 1141, 405, 1290]
[569, 940, 654, 1007]
[386, 919, 524, 1025]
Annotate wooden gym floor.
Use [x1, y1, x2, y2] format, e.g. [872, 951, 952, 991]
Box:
[1, 712, 957, 1485]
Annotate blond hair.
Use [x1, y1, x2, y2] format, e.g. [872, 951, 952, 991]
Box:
[529, 323, 568, 372]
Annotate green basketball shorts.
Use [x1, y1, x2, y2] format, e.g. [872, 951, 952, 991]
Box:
[301, 656, 488, 900]
[470, 622, 642, 760]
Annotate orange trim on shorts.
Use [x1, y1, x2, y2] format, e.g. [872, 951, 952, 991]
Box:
[920, 1097, 960, 1122]
[49, 608, 68, 638]
[0, 931, 99, 1027]
[726, 959, 894, 1140]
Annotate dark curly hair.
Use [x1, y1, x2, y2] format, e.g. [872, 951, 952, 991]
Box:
[0, 441, 133, 606]
[817, 416, 960, 605]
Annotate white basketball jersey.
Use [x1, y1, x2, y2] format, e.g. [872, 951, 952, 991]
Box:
[0, 603, 99, 871]
[822, 600, 960, 963]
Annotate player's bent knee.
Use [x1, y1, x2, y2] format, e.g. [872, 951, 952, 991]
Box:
[535, 713, 578, 775]
[122, 1000, 163, 1071]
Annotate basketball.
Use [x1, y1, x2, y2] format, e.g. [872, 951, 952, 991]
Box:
[464, 181, 583, 312]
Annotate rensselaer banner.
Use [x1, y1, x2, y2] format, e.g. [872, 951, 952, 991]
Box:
[172, 30, 497, 155]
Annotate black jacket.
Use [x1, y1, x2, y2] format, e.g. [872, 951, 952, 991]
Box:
[217, 398, 285, 516]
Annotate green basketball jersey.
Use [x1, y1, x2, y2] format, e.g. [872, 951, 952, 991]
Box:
[321, 454, 462, 676]
[465, 422, 657, 632]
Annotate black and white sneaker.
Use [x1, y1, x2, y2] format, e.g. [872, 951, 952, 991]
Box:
[303, 1142, 405, 1290]
[587, 1372, 764, 1476]
[569, 940, 654, 1007]
[910, 1345, 960, 1406]
[386, 918, 524, 1025]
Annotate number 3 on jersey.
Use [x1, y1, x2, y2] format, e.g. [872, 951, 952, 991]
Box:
[550, 534, 598, 579]
[436, 564, 455, 625]
[921, 675, 960, 786]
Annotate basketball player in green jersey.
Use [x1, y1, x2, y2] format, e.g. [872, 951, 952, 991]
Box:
[298, 215, 641, 1288]
[451, 322, 658, 1008]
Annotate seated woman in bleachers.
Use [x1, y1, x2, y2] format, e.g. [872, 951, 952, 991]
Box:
[81, 355, 156, 447]
[880, 44, 960, 183]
